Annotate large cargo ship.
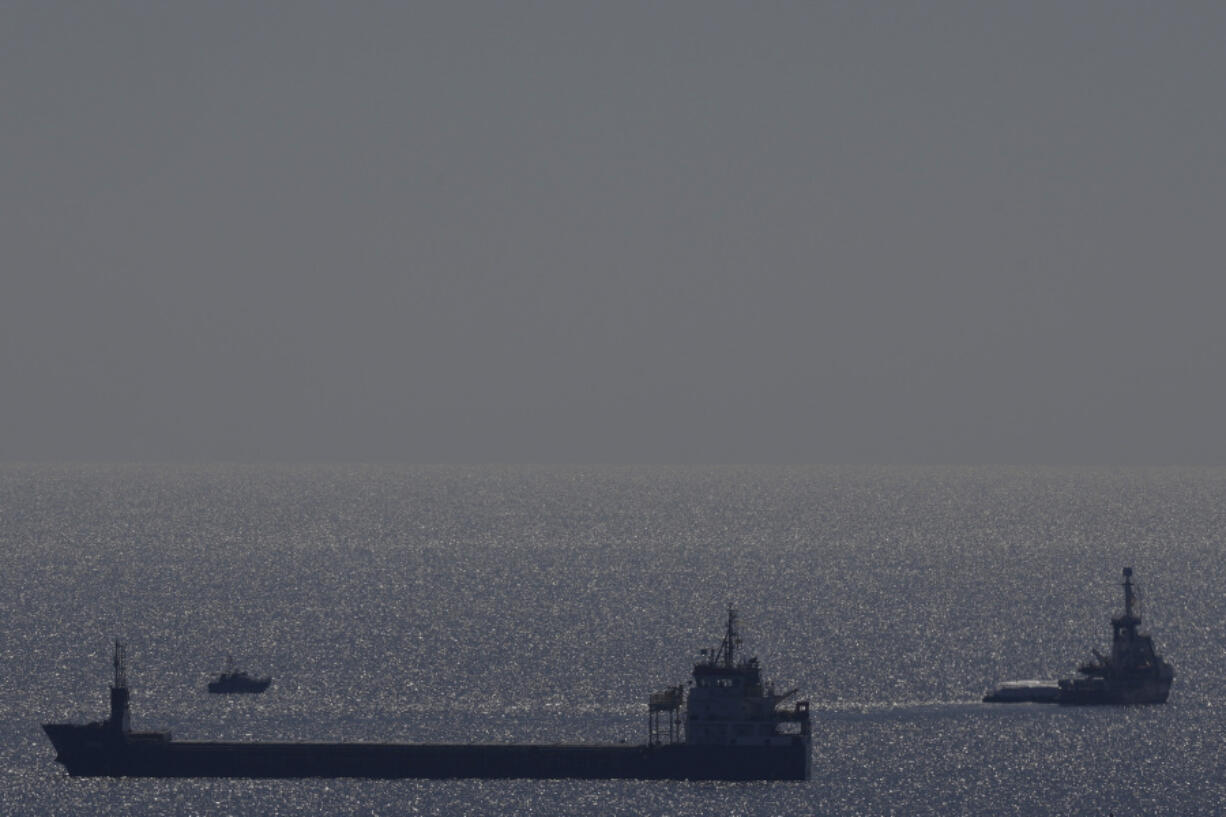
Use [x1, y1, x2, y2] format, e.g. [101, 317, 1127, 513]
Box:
[44, 608, 811, 780]
[984, 567, 1174, 705]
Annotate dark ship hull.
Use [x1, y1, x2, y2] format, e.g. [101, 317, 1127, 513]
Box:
[984, 677, 1171, 705]
[1056, 676, 1172, 705]
[42, 724, 810, 780]
[207, 677, 271, 694]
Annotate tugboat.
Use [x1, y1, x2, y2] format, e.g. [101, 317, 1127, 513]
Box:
[984, 567, 1173, 705]
[207, 656, 271, 694]
[1056, 567, 1173, 704]
[43, 608, 811, 779]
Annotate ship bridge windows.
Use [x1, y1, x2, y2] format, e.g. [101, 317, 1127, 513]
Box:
[696, 677, 740, 688]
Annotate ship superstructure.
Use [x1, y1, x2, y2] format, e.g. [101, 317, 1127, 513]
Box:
[673, 607, 810, 751]
[1057, 567, 1173, 704]
[44, 610, 810, 780]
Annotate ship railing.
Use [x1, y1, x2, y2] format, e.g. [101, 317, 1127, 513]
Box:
[648, 684, 685, 745]
[771, 687, 799, 705]
[775, 700, 810, 732]
[649, 686, 684, 711]
[775, 703, 809, 721]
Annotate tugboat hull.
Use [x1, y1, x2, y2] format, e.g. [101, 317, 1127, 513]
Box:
[1056, 677, 1172, 706]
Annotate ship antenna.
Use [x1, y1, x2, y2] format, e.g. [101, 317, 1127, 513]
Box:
[113, 638, 127, 689]
[715, 605, 740, 668]
[1122, 567, 1137, 621]
[108, 638, 131, 733]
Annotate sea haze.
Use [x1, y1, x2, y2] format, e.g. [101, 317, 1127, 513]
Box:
[2, 464, 1223, 815]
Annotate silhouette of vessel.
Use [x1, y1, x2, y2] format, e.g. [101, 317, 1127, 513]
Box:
[984, 567, 1174, 705]
[43, 609, 811, 779]
[1055, 567, 1173, 704]
[207, 657, 270, 694]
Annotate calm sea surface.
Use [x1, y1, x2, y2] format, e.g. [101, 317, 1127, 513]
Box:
[2, 464, 1223, 815]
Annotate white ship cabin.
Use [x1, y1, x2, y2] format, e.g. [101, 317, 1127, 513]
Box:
[672, 608, 811, 747]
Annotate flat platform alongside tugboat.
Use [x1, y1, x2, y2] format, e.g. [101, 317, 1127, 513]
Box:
[44, 609, 811, 780]
[981, 680, 1061, 704]
[985, 567, 1173, 706]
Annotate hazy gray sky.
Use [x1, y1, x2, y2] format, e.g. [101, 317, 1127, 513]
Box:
[4, 1, 1224, 464]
